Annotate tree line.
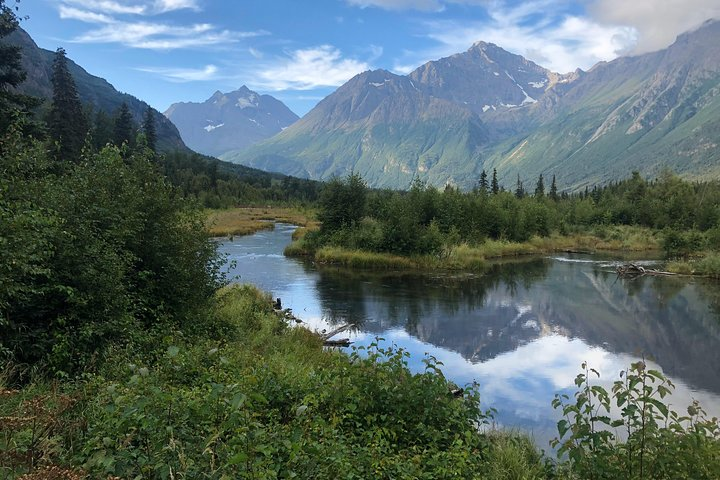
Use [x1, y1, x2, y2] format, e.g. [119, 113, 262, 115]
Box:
[308, 170, 720, 257]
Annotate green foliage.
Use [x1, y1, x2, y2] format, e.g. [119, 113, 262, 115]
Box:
[142, 105, 157, 153]
[0, 124, 223, 374]
[48, 47, 88, 162]
[113, 101, 135, 148]
[551, 361, 720, 479]
[0, 286, 532, 479]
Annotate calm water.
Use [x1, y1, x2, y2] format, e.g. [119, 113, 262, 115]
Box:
[219, 224, 720, 449]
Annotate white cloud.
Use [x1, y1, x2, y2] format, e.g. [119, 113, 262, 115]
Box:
[137, 64, 219, 81]
[72, 21, 267, 50]
[254, 45, 371, 90]
[154, 0, 200, 13]
[59, 5, 116, 23]
[61, 0, 199, 15]
[401, 0, 638, 73]
[347, 0, 444, 11]
[588, 0, 720, 54]
[61, 0, 147, 15]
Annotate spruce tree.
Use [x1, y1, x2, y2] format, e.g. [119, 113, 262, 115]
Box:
[534, 174, 545, 197]
[0, 0, 39, 136]
[515, 174, 524, 199]
[549, 174, 558, 201]
[49, 47, 88, 161]
[491, 168, 499, 195]
[142, 105, 157, 153]
[478, 169, 489, 193]
[114, 101, 135, 147]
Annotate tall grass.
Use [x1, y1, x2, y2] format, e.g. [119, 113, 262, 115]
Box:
[206, 206, 318, 237]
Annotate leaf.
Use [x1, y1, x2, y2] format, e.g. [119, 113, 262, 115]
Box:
[228, 452, 248, 465]
[557, 419, 570, 438]
[167, 345, 179, 358]
[296, 405, 308, 416]
[230, 393, 246, 409]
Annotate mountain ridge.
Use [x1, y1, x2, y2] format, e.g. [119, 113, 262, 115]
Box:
[226, 19, 720, 190]
[164, 86, 299, 157]
[8, 27, 188, 153]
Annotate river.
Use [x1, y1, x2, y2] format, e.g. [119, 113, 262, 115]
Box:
[219, 223, 720, 450]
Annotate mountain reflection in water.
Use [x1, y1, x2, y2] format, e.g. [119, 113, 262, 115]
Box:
[219, 224, 720, 448]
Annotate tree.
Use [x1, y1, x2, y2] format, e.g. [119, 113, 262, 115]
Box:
[491, 168, 500, 195]
[318, 172, 367, 232]
[477, 169, 489, 194]
[48, 47, 88, 162]
[114, 101, 135, 147]
[549, 174, 558, 201]
[0, 0, 39, 136]
[515, 174, 525, 199]
[535, 174, 545, 197]
[142, 105, 157, 153]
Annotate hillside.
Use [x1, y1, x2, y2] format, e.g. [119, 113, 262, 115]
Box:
[8, 27, 188, 152]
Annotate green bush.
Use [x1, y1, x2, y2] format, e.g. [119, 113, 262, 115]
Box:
[552, 361, 720, 479]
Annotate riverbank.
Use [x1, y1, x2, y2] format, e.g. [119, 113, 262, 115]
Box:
[0, 285, 549, 479]
[205, 206, 318, 237]
[286, 226, 664, 271]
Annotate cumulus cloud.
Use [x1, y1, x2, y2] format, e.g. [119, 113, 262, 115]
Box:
[136, 64, 219, 81]
[588, 0, 720, 54]
[253, 45, 372, 90]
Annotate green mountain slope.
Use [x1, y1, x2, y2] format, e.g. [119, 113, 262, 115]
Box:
[8, 28, 188, 153]
[226, 20, 720, 191]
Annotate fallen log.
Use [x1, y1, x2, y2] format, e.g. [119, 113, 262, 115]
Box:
[324, 338, 352, 347]
[321, 323, 354, 341]
[616, 263, 676, 277]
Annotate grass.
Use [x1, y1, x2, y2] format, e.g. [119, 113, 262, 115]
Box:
[667, 253, 720, 278]
[0, 285, 548, 479]
[291, 225, 663, 272]
[205, 206, 318, 237]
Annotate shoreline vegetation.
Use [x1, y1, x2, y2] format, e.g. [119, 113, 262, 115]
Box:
[285, 226, 665, 271]
[205, 206, 318, 237]
[3, 286, 719, 478]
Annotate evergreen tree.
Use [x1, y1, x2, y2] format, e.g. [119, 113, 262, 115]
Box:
[515, 174, 525, 199]
[0, 0, 39, 136]
[90, 108, 114, 150]
[142, 105, 157, 153]
[114, 101, 135, 147]
[491, 168, 499, 195]
[478, 169, 489, 193]
[549, 174, 558, 201]
[535, 174, 545, 197]
[49, 47, 88, 161]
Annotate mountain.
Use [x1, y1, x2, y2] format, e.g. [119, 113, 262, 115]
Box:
[7, 27, 187, 152]
[165, 87, 299, 157]
[225, 19, 720, 190]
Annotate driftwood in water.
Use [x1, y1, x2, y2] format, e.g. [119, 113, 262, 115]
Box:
[320, 323, 354, 347]
[321, 324, 354, 341]
[616, 263, 676, 277]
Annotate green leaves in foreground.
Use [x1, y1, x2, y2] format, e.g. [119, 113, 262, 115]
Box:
[552, 360, 720, 479]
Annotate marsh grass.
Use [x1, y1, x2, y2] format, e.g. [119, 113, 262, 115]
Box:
[667, 253, 720, 278]
[206, 206, 318, 237]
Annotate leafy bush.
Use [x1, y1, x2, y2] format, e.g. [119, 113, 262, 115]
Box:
[552, 361, 720, 479]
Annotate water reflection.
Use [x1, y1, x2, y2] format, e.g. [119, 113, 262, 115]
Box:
[219, 225, 720, 448]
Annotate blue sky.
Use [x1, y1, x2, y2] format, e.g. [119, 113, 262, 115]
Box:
[18, 0, 720, 116]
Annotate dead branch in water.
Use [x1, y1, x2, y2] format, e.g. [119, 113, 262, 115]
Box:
[616, 263, 676, 277]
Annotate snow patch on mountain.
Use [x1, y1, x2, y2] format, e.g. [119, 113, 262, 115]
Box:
[204, 123, 224, 132]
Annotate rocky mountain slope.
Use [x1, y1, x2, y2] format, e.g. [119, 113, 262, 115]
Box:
[226, 19, 720, 190]
[165, 87, 298, 157]
[8, 28, 187, 153]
